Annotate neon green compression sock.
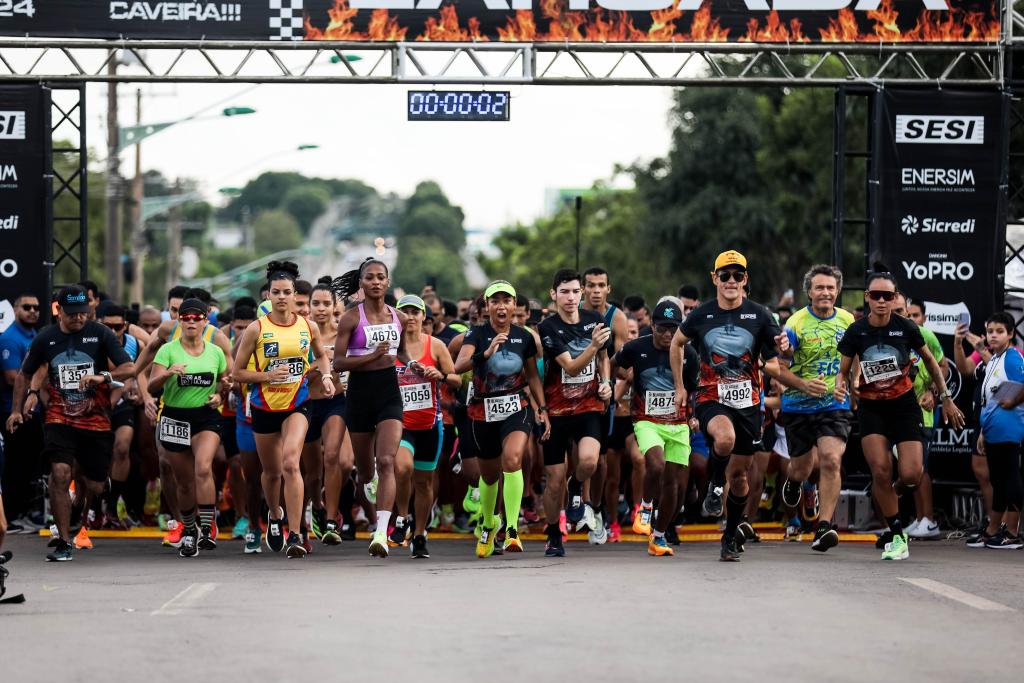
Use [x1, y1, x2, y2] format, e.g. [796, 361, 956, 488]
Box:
[502, 470, 524, 532]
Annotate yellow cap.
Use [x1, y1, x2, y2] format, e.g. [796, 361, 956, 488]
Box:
[713, 250, 747, 272]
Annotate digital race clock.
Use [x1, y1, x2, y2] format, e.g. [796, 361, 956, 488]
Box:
[407, 90, 510, 122]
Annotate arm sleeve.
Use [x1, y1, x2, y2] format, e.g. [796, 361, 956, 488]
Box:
[539, 322, 569, 357]
[924, 329, 944, 362]
[785, 325, 799, 352]
[614, 342, 635, 370]
[907, 319, 926, 350]
[837, 327, 856, 357]
[0, 333, 21, 371]
[679, 317, 696, 340]
[153, 344, 171, 368]
[1006, 349, 1024, 383]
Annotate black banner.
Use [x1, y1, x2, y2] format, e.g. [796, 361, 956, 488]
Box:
[0, 84, 49, 334]
[0, 0, 1002, 43]
[871, 88, 1007, 462]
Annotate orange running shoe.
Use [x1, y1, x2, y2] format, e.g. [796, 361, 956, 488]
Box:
[632, 505, 653, 536]
[162, 519, 184, 548]
[73, 526, 93, 550]
[558, 510, 568, 541]
[609, 521, 622, 543]
[503, 527, 524, 552]
[648, 535, 674, 557]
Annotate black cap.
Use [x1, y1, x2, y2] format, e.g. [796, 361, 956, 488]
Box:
[652, 300, 682, 325]
[178, 298, 209, 317]
[58, 285, 91, 314]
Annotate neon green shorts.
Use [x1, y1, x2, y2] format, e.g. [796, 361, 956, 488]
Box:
[633, 421, 691, 466]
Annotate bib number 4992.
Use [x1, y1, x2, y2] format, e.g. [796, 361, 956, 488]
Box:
[719, 380, 753, 409]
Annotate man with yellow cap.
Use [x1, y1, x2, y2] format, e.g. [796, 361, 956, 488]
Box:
[669, 251, 825, 561]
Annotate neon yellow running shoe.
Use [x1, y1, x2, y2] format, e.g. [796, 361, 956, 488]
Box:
[881, 532, 909, 561]
[463, 487, 481, 515]
[476, 526, 497, 558]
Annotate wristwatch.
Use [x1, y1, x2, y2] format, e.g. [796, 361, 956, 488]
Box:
[938, 390, 952, 401]
[100, 371, 113, 385]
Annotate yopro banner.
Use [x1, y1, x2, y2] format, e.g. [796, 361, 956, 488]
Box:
[0, 84, 49, 334]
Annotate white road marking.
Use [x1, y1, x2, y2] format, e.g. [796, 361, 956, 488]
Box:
[900, 578, 1014, 612]
[151, 582, 217, 616]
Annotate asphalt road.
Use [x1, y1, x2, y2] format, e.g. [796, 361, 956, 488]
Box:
[1, 535, 1021, 683]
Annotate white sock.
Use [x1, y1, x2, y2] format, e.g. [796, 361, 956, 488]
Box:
[376, 511, 392, 534]
[641, 499, 653, 510]
[395, 515, 405, 527]
[653, 529, 665, 539]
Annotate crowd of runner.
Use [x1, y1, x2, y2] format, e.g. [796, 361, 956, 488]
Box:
[2, 249, 1023, 570]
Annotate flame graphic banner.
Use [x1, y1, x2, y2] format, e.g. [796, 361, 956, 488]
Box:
[0, 0, 1001, 43]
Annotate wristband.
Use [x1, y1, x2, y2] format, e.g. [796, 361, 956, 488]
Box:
[27, 388, 40, 398]
[537, 406, 548, 414]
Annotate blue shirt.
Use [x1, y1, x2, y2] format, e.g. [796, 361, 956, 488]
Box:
[980, 347, 1024, 444]
[0, 322, 36, 413]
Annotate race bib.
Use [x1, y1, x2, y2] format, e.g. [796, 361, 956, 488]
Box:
[645, 390, 676, 416]
[401, 382, 433, 412]
[365, 324, 400, 351]
[484, 394, 521, 422]
[159, 416, 191, 446]
[719, 380, 754, 409]
[562, 359, 595, 386]
[58, 362, 93, 391]
[860, 356, 901, 384]
[268, 357, 305, 384]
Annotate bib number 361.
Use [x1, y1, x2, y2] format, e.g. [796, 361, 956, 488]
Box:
[484, 394, 520, 422]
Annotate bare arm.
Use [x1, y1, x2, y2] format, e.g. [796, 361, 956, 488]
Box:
[453, 338, 477, 376]
[610, 309, 629, 354]
[232, 322, 268, 385]
[135, 320, 173, 378]
[763, 357, 827, 396]
[431, 337, 461, 389]
[919, 344, 965, 428]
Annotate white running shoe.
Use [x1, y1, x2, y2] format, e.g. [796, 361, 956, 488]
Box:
[904, 518, 921, 537]
[578, 503, 598, 533]
[363, 472, 378, 505]
[588, 512, 607, 545]
[909, 517, 941, 539]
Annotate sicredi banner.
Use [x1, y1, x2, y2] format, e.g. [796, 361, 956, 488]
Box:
[871, 88, 1007, 462]
[0, 85, 48, 334]
[0, 0, 1001, 42]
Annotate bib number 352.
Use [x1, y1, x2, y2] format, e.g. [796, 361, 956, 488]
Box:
[718, 380, 753, 409]
[484, 394, 520, 422]
[58, 362, 94, 391]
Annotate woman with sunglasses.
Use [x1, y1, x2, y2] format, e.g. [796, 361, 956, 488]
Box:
[148, 298, 227, 558]
[233, 261, 336, 559]
[835, 272, 964, 561]
[332, 258, 409, 558]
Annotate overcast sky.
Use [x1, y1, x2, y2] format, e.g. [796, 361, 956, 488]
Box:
[86, 82, 674, 233]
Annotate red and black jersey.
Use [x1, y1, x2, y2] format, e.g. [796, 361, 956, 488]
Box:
[538, 309, 608, 417]
[837, 314, 925, 401]
[679, 299, 781, 409]
[464, 323, 537, 422]
[614, 336, 698, 425]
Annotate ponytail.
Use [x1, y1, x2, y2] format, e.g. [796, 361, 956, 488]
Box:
[313, 275, 337, 303]
[330, 258, 388, 300]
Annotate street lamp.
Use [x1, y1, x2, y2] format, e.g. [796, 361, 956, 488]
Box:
[118, 106, 257, 151]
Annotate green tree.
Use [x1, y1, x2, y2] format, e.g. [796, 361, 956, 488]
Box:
[252, 209, 303, 254]
[394, 236, 468, 297]
[397, 181, 466, 250]
[281, 185, 330, 233]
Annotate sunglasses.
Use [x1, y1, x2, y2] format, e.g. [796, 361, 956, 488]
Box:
[654, 323, 678, 334]
[716, 270, 746, 283]
[179, 314, 206, 323]
[20, 304, 39, 312]
[104, 321, 126, 332]
[866, 290, 897, 302]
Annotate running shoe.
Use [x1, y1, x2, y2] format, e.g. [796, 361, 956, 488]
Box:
[179, 530, 199, 558]
[368, 530, 389, 558]
[411, 534, 430, 559]
[522, 508, 541, 525]
[588, 512, 608, 545]
[493, 527, 506, 556]
[904, 518, 921, 537]
[909, 517, 941, 540]
[462, 487, 481, 515]
[503, 527, 524, 553]
[73, 526, 93, 550]
[648, 535, 674, 557]
[244, 529, 262, 554]
[566, 495, 586, 525]
[558, 510, 568, 540]
[266, 511, 285, 553]
[476, 526, 497, 558]
[48, 525, 60, 548]
[737, 519, 760, 543]
[875, 529, 895, 549]
[800, 483, 820, 522]
[578, 503, 597, 532]
[230, 516, 249, 540]
[665, 524, 680, 546]
[302, 532, 314, 555]
[719, 533, 741, 562]
[322, 520, 342, 546]
[781, 479, 802, 508]
[162, 520, 184, 548]
[451, 514, 471, 534]
[5, 519, 26, 534]
[544, 526, 565, 557]
[985, 529, 1024, 550]
[311, 507, 327, 541]
[363, 473, 378, 505]
[881, 532, 909, 561]
[440, 505, 456, 531]
[966, 529, 995, 548]
[198, 526, 217, 551]
[389, 519, 409, 548]
[100, 513, 126, 531]
[811, 523, 839, 552]
[46, 540, 73, 562]
[157, 513, 171, 531]
[733, 527, 746, 553]
[286, 532, 307, 559]
[785, 516, 803, 542]
[608, 521, 622, 543]
[632, 506, 653, 536]
[703, 484, 724, 518]
[340, 522, 357, 541]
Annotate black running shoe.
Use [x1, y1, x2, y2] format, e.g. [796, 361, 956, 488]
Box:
[340, 522, 357, 541]
[566, 495, 586, 525]
[266, 512, 285, 553]
[732, 527, 747, 553]
[286, 531, 307, 558]
[702, 484, 724, 518]
[544, 526, 566, 557]
[411, 534, 430, 559]
[811, 524, 839, 552]
[45, 540, 73, 562]
[388, 519, 408, 548]
[198, 525, 217, 551]
[720, 533, 741, 562]
[179, 530, 199, 558]
[781, 479, 802, 508]
[874, 530, 894, 549]
[737, 519, 760, 543]
[665, 524, 680, 546]
[311, 507, 328, 541]
[322, 520, 342, 546]
[493, 527, 505, 556]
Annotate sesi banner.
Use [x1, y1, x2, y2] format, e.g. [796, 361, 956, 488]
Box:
[0, 85, 48, 334]
[0, 0, 1002, 42]
[871, 88, 1007, 462]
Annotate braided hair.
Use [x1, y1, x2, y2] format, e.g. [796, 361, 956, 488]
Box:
[331, 258, 388, 301]
[266, 260, 300, 284]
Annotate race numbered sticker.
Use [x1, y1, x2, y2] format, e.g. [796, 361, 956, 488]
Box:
[484, 394, 521, 422]
[159, 416, 191, 446]
[718, 380, 754, 409]
[645, 390, 676, 416]
[364, 324, 400, 352]
[860, 356, 901, 384]
[562, 359, 595, 386]
[401, 382, 433, 412]
[57, 362, 93, 391]
[268, 356, 305, 384]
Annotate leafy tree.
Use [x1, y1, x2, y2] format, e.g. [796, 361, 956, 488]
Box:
[252, 209, 303, 254]
[397, 181, 466, 250]
[394, 236, 468, 298]
[281, 185, 330, 233]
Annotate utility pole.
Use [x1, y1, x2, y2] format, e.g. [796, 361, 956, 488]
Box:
[165, 180, 182, 292]
[129, 88, 146, 306]
[105, 53, 124, 302]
